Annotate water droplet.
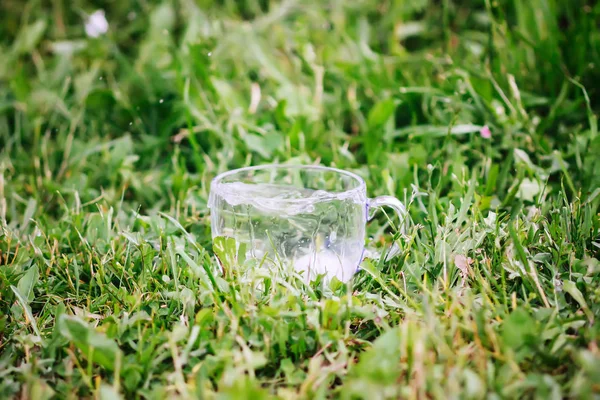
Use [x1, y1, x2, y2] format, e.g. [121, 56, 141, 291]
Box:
[330, 231, 337, 243]
[129, 122, 133, 126]
[159, 99, 164, 104]
[99, 76, 103, 80]
[207, 52, 212, 57]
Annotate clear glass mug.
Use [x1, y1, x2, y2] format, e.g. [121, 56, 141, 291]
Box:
[208, 165, 406, 283]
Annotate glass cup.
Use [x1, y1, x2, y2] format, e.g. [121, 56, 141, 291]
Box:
[208, 164, 406, 283]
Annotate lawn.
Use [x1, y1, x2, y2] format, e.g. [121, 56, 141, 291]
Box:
[1, 0, 599, 398]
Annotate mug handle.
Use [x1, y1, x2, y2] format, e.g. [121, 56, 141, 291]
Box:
[367, 196, 408, 259]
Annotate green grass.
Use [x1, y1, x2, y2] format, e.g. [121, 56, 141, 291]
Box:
[1, 0, 600, 398]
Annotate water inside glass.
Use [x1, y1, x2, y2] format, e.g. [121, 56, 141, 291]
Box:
[209, 181, 367, 282]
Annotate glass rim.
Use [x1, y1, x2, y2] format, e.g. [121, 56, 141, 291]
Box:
[210, 164, 367, 201]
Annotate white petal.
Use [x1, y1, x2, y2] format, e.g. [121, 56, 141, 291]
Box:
[85, 10, 109, 38]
